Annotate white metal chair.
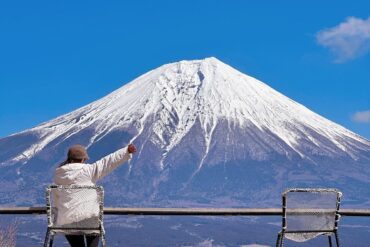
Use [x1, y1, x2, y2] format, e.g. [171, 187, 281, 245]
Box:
[276, 188, 342, 247]
[44, 185, 106, 247]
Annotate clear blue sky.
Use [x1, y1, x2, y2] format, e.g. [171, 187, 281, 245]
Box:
[1, 0, 369, 139]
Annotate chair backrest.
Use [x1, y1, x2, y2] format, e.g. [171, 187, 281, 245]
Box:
[46, 185, 104, 231]
[282, 188, 342, 233]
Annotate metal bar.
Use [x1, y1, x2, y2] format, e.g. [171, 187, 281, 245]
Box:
[104, 208, 283, 216]
[338, 209, 370, 217]
[49, 227, 100, 230]
[0, 207, 46, 214]
[284, 230, 335, 233]
[1, 207, 370, 216]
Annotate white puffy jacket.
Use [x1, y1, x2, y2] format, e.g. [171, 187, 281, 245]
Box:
[53, 147, 132, 225]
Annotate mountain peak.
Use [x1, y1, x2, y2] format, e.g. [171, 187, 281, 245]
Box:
[164, 57, 230, 76]
[178, 56, 224, 65]
[197, 56, 225, 65]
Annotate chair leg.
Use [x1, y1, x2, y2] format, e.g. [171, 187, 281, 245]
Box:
[276, 233, 281, 247]
[280, 233, 284, 247]
[44, 228, 54, 247]
[276, 232, 284, 247]
[101, 229, 106, 247]
[328, 235, 333, 247]
[101, 235, 106, 247]
[334, 231, 340, 247]
[44, 228, 51, 247]
[49, 233, 54, 247]
[280, 232, 284, 247]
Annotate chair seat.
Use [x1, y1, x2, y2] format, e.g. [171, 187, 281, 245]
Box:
[276, 188, 342, 247]
[284, 232, 332, 242]
[50, 228, 101, 235]
[44, 185, 106, 247]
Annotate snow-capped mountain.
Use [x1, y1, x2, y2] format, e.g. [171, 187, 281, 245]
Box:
[1, 57, 370, 207]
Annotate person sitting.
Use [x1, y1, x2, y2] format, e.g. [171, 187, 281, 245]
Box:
[53, 143, 137, 247]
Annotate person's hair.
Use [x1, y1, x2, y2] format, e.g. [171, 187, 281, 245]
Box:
[58, 158, 85, 167]
[68, 158, 84, 163]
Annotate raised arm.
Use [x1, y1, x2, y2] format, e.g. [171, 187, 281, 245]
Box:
[84, 144, 137, 182]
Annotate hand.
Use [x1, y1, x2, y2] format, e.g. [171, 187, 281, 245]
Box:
[127, 144, 137, 154]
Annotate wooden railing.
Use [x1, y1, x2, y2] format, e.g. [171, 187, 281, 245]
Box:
[1, 207, 370, 216]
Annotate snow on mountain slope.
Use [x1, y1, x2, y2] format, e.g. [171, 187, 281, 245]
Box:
[2, 57, 369, 167]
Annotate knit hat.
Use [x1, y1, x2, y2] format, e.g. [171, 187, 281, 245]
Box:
[67, 145, 89, 160]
